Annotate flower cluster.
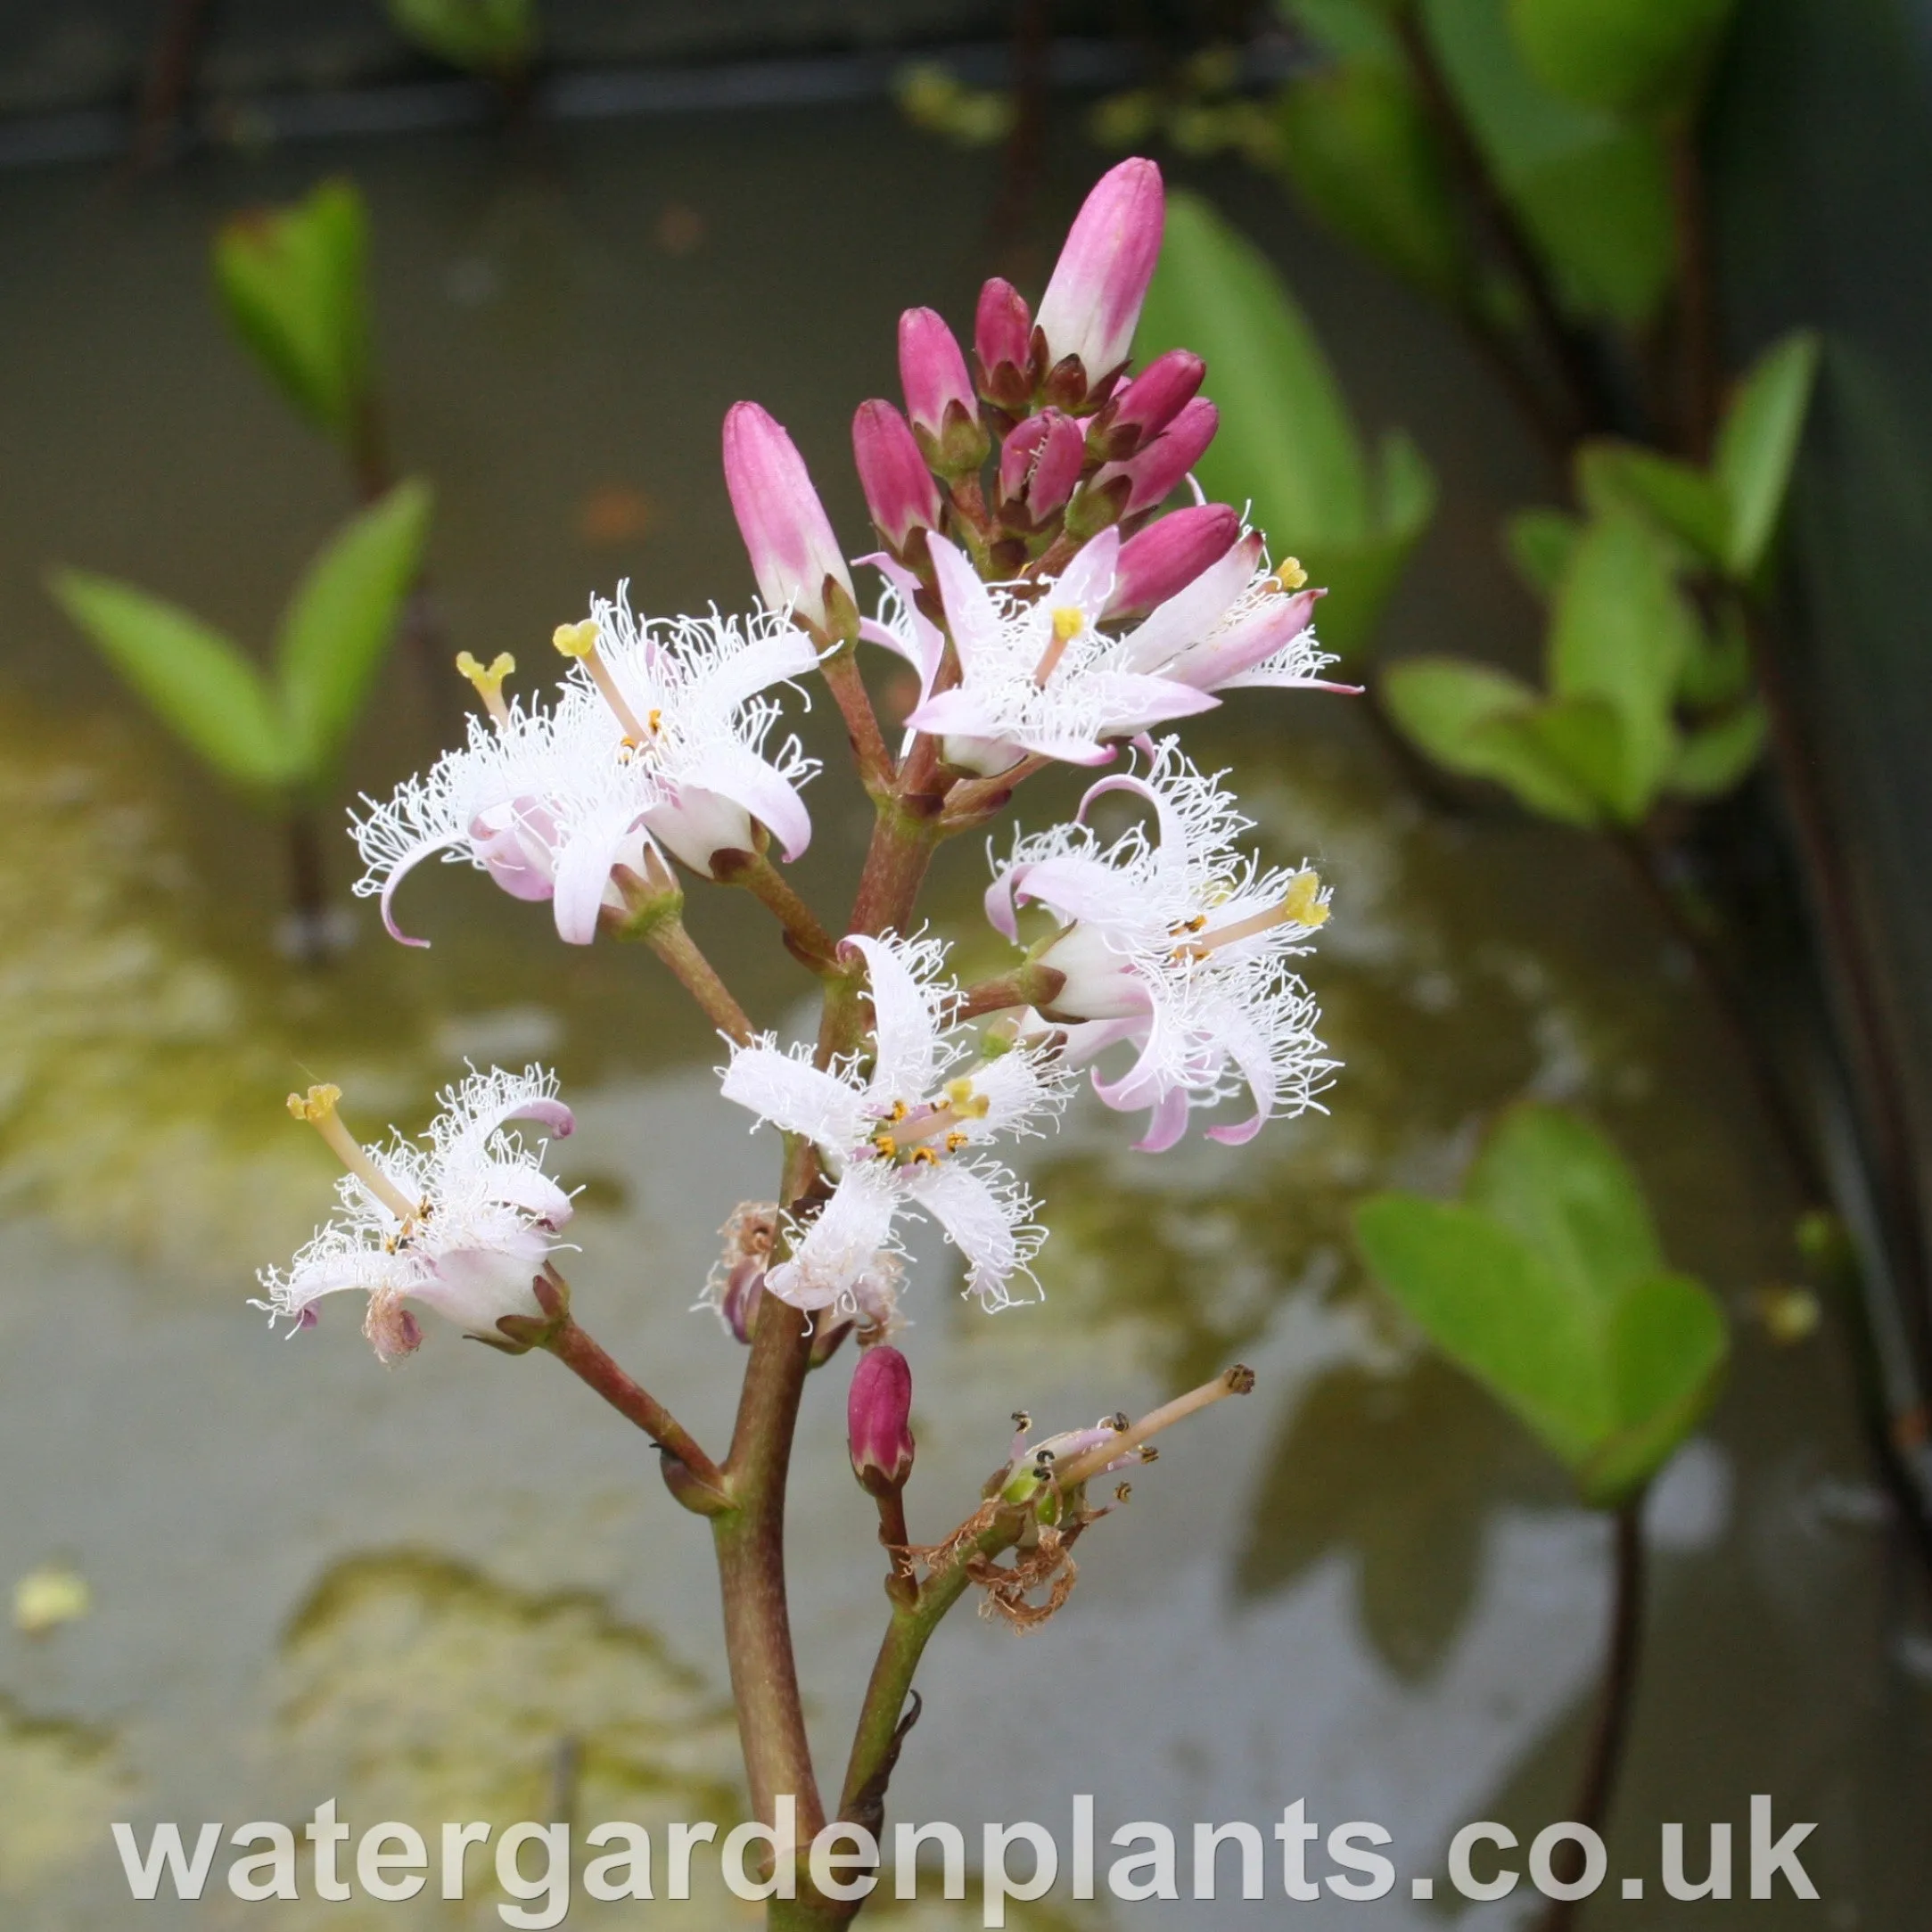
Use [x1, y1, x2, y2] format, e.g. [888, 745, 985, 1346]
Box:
[264, 155, 1348, 1357]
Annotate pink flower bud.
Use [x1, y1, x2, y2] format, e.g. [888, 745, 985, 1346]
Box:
[1096, 348, 1204, 459]
[848, 1344, 915, 1495]
[899, 308, 975, 440]
[1096, 396, 1219, 518]
[1036, 158, 1165, 382]
[852, 400, 941, 553]
[722, 401, 856, 638]
[1107, 503, 1241, 617]
[998, 407, 1086, 524]
[719, 1258, 764, 1344]
[974, 276, 1035, 409]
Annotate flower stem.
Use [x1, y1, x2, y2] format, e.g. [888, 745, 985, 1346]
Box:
[1536, 1500, 1646, 1932]
[951, 963, 1065, 1023]
[938, 755, 1050, 833]
[647, 917, 757, 1045]
[728, 849, 843, 974]
[820, 649, 896, 796]
[837, 1511, 1020, 1823]
[718, 1262, 826, 1840]
[542, 1315, 731, 1509]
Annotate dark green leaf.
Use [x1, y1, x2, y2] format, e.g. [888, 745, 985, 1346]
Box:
[1425, 0, 1673, 325]
[48, 570, 297, 792]
[1479, 692, 1636, 821]
[276, 481, 433, 777]
[1507, 0, 1737, 119]
[1276, 61, 1467, 305]
[213, 179, 371, 445]
[1715, 330, 1822, 578]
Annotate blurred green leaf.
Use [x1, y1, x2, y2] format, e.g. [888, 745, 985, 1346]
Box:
[387, 0, 536, 77]
[1355, 1194, 1612, 1465]
[1507, 0, 1736, 119]
[213, 179, 371, 447]
[1667, 701, 1767, 796]
[1380, 657, 1599, 822]
[1715, 329, 1822, 578]
[1282, 0, 1406, 64]
[1575, 442, 1727, 563]
[1425, 0, 1674, 325]
[1503, 506, 1581, 600]
[1276, 62, 1467, 304]
[1476, 691, 1628, 822]
[1355, 1103, 1729, 1504]
[276, 481, 433, 777]
[1547, 508, 1696, 813]
[1135, 191, 1435, 659]
[47, 571, 298, 791]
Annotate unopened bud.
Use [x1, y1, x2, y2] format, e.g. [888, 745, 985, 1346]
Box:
[997, 407, 1085, 527]
[1036, 158, 1165, 386]
[1090, 348, 1204, 461]
[722, 401, 856, 640]
[974, 276, 1035, 411]
[848, 1344, 915, 1495]
[900, 307, 989, 474]
[1092, 396, 1219, 519]
[852, 400, 941, 555]
[1106, 503, 1241, 617]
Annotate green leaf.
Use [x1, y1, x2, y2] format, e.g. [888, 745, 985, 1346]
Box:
[1578, 1270, 1729, 1504]
[1507, 0, 1737, 119]
[1575, 441, 1728, 563]
[1380, 658, 1601, 823]
[1466, 1104, 1662, 1306]
[1135, 191, 1435, 657]
[1425, 0, 1674, 325]
[213, 179, 371, 446]
[1355, 1196, 1612, 1466]
[387, 0, 537, 76]
[1356, 1106, 1731, 1505]
[1474, 693, 1630, 823]
[1666, 700, 1767, 798]
[1504, 506, 1581, 601]
[48, 571, 298, 792]
[1714, 329, 1822, 579]
[1276, 61, 1467, 305]
[1547, 508, 1698, 814]
[275, 481, 434, 777]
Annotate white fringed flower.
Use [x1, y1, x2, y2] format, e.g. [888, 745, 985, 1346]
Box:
[904, 529, 1219, 775]
[1119, 532, 1348, 695]
[254, 1067, 577, 1362]
[351, 595, 818, 946]
[719, 933, 1070, 1311]
[987, 738, 1336, 1151]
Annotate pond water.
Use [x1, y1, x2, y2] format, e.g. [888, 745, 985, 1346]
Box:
[0, 105, 1925, 1927]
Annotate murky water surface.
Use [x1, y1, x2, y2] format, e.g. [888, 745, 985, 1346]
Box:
[0, 110, 1925, 1927]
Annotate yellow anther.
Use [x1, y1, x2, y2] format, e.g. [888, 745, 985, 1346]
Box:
[456, 651, 516, 728]
[910, 1146, 941, 1166]
[889, 1099, 909, 1122]
[1168, 914, 1207, 937]
[1284, 868, 1329, 928]
[944, 1077, 991, 1119]
[1050, 606, 1085, 643]
[872, 1132, 900, 1161]
[944, 1130, 971, 1152]
[287, 1083, 341, 1123]
[646, 708, 663, 735]
[553, 619, 600, 659]
[1272, 557, 1308, 593]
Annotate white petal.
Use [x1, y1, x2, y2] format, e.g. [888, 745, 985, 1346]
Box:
[721, 1042, 871, 1152]
[844, 933, 946, 1103]
[768, 1166, 901, 1311]
[902, 1159, 1039, 1308]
